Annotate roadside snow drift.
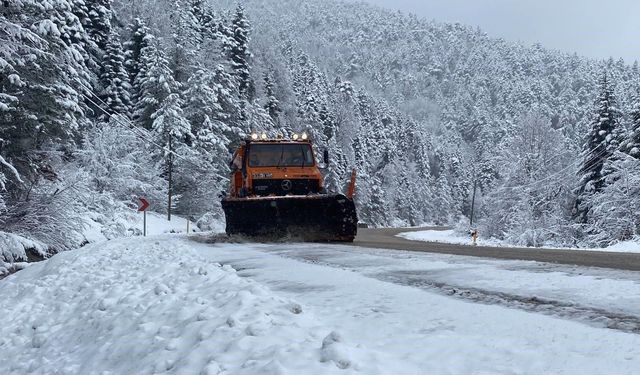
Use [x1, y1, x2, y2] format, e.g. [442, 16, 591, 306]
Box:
[0, 236, 382, 375]
[398, 229, 640, 253]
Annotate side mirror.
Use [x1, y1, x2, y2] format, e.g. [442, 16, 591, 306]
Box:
[218, 190, 227, 199]
[323, 149, 329, 165]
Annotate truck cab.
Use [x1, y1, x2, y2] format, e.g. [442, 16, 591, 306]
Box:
[229, 136, 325, 198]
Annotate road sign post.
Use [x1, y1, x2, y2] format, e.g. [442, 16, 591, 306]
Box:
[138, 197, 150, 236]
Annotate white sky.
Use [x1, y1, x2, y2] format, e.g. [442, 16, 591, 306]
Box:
[353, 0, 640, 63]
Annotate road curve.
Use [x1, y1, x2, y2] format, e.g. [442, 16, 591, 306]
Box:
[350, 227, 640, 271]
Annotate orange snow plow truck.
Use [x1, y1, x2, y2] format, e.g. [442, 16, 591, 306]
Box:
[221, 132, 358, 242]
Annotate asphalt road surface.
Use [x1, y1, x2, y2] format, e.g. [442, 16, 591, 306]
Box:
[351, 227, 640, 271]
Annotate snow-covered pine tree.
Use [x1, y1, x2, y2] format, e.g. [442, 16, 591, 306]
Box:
[583, 89, 640, 245]
[70, 0, 100, 71]
[226, 5, 252, 99]
[1, 0, 95, 251]
[0, 2, 47, 130]
[72, 0, 91, 36]
[172, 114, 230, 224]
[211, 65, 245, 142]
[263, 71, 282, 125]
[99, 30, 131, 121]
[151, 92, 192, 220]
[183, 68, 225, 138]
[322, 136, 343, 193]
[575, 73, 623, 223]
[1, 0, 91, 179]
[319, 103, 345, 192]
[623, 93, 640, 158]
[170, 0, 201, 84]
[76, 0, 112, 99]
[85, 0, 112, 52]
[356, 91, 386, 171]
[133, 39, 176, 129]
[361, 175, 390, 227]
[587, 152, 640, 245]
[394, 163, 421, 226]
[324, 81, 359, 192]
[180, 63, 245, 143]
[189, 0, 219, 41]
[431, 169, 454, 225]
[181, 68, 233, 184]
[244, 101, 276, 134]
[195, 115, 230, 171]
[298, 91, 319, 130]
[318, 103, 335, 142]
[123, 17, 151, 86]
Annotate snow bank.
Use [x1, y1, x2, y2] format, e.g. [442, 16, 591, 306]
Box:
[398, 229, 640, 253]
[605, 239, 640, 252]
[2, 209, 211, 277]
[84, 211, 202, 243]
[130, 211, 201, 235]
[397, 229, 473, 245]
[0, 236, 381, 375]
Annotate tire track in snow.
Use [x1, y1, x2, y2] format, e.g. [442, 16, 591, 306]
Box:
[375, 270, 640, 334]
[261, 245, 640, 335]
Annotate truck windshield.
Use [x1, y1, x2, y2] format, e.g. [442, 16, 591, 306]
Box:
[248, 144, 314, 167]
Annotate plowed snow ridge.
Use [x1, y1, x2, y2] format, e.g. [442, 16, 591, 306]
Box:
[0, 236, 381, 375]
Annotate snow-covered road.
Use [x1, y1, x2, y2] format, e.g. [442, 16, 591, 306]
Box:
[2, 235, 639, 374]
[250, 242, 640, 333]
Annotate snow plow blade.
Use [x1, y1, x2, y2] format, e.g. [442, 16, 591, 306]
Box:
[221, 194, 358, 242]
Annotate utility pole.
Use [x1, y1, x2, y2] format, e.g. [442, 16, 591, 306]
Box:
[167, 136, 173, 221]
[470, 179, 477, 227]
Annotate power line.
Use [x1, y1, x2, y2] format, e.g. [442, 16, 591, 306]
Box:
[74, 80, 229, 182]
[498, 144, 613, 193]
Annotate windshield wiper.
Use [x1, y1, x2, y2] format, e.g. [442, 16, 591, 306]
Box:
[276, 146, 285, 168]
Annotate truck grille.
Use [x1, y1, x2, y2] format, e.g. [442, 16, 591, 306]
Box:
[252, 179, 320, 196]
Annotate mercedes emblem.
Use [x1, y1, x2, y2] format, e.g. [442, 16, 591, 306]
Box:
[281, 179, 292, 191]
